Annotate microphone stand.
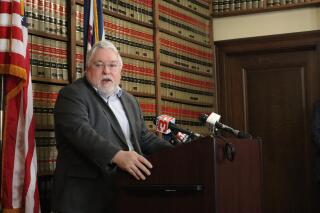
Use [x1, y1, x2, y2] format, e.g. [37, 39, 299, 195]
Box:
[208, 124, 221, 137]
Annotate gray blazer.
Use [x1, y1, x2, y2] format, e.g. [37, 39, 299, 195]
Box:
[52, 77, 171, 213]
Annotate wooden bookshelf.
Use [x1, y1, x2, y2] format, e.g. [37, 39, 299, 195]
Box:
[213, 0, 320, 17]
[29, 30, 68, 41]
[32, 77, 69, 85]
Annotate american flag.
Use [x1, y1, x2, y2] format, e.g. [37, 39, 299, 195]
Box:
[0, 0, 40, 212]
[83, 0, 105, 66]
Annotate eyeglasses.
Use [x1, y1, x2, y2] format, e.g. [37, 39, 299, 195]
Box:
[92, 61, 120, 72]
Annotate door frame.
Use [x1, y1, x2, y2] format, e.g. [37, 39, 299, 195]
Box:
[214, 30, 320, 212]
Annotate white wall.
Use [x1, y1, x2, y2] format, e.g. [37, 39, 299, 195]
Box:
[213, 7, 320, 41]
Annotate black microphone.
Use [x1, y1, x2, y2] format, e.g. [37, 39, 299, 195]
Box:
[153, 115, 200, 139]
[199, 113, 252, 139]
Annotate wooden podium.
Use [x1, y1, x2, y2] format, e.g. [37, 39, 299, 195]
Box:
[115, 136, 262, 213]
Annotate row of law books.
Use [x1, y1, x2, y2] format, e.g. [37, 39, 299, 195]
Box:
[160, 32, 213, 75]
[213, 0, 264, 13]
[104, 14, 154, 60]
[33, 83, 64, 130]
[159, 0, 210, 45]
[160, 65, 215, 105]
[213, 0, 313, 13]
[36, 131, 57, 176]
[121, 58, 155, 95]
[170, 0, 210, 17]
[76, 46, 85, 80]
[75, 4, 84, 43]
[30, 35, 68, 81]
[103, 0, 153, 24]
[266, 0, 312, 6]
[161, 100, 213, 136]
[106, 33, 154, 61]
[25, 0, 67, 36]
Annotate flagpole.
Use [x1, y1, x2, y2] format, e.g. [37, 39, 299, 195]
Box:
[0, 74, 4, 208]
[0, 74, 4, 150]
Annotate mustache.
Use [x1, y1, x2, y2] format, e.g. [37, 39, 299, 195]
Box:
[101, 76, 112, 81]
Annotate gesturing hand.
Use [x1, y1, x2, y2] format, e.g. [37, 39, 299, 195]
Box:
[112, 150, 153, 180]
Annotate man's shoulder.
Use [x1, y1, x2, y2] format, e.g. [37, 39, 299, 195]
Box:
[60, 78, 88, 94]
[120, 90, 140, 108]
[121, 90, 136, 101]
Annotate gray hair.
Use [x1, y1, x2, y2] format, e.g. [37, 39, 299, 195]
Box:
[85, 40, 123, 70]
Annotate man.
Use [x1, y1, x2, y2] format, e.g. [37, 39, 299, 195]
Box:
[52, 40, 172, 213]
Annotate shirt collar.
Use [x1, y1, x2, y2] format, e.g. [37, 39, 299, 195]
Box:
[113, 86, 123, 97]
[94, 85, 123, 100]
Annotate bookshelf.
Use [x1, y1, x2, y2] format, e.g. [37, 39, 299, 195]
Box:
[212, 0, 320, 17]
[26, 0, 216, 211]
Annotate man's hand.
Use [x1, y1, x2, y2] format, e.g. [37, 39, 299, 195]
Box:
[112, 150, 153, 180]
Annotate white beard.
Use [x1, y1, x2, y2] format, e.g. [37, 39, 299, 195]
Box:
[96, 83, 118, 97]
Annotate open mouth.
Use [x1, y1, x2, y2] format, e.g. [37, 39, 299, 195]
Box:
[102, 78, 112, 83]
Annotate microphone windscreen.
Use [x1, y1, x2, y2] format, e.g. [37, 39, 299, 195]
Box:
[155, 115, 175, 134]
[198, 113, 208, 124]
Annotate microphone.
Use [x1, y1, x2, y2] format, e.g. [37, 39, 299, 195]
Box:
[154, 115, 200, 139]
[199, 113, 252, 139]
[154, 114, 175, 134]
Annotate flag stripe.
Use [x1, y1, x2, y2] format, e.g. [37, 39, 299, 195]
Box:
[0, 14, 24, 28]
[0, 38, 26, 57]
[0, 26, 24, 41]
[0, 1, 21, 15]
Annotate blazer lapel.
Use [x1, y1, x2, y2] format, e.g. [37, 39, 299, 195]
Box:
[100, 102, 128, 147]
[120, 94, 142, 153]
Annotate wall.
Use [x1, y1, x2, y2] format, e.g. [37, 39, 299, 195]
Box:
[213, 7, 320, 41]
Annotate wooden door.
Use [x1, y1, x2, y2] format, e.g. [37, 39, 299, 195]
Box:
[215, 31, 320, 213]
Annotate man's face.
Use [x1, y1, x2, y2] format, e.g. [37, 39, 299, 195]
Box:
[86, 48, 121, 96]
